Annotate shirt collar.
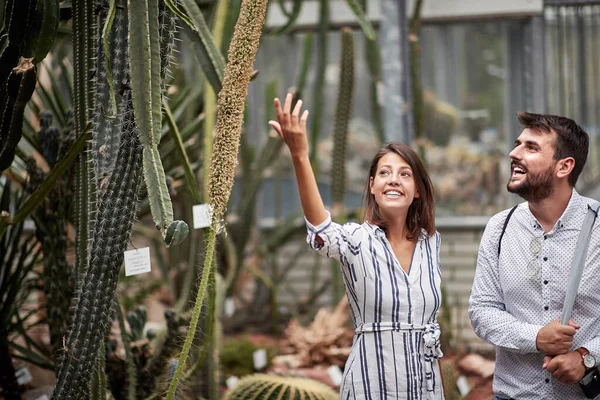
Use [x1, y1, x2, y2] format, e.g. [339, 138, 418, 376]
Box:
[364, 221, 428, 241]
[525, 188, 584, 232]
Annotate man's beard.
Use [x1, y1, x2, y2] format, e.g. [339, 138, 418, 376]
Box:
[507, 163, 556, 203]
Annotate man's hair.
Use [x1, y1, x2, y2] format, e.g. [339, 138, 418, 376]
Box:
[361, 142, 435, 240]
[517, 111, 589, 186]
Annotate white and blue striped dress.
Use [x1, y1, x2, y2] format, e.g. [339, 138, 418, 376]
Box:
[306, 212, 444, 400]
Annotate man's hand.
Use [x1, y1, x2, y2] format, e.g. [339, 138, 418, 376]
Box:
[543, 352, 586, 383]
[536, 320, 580, 355]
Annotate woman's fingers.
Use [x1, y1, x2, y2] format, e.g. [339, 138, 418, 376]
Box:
[300, 110, 309, 129]
[291, 99, 303, 123]
[268, 120, 283, 137]
[282, 93, 293, 122]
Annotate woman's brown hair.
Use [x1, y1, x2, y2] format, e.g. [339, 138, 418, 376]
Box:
[361, 142, 435, 240]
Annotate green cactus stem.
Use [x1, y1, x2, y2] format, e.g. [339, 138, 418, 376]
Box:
[331, 27, 355, 208]
[308, 0, 328, 170]
[52, 84, 144, 400]
[92, 0, 128, 184]
[223, 374, 338, 400]
[27, 112, 74, 358]
[0, 57, 37, 171]
[128, 0, 188, 245]
[165, 1, 269, 398]
[72, 0, 96, 281]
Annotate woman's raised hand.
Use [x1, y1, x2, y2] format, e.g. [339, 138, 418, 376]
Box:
[268, 93, 309, 158]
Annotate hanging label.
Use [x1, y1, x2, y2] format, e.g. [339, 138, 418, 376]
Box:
[124, 247, 151, 276]
[456, 375, 470, 396]
[225, 297, 235, 317]
[253, 348, 267, 370]
[193, 204, 213, 229]
[327, 365, 343, 386]
[16, 366, 32, 385]
[226, 375, 239, 389]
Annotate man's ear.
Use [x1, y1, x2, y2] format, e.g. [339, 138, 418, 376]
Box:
[556, 157, 575, 180]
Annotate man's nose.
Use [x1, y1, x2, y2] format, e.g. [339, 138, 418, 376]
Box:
[509, 146, 521, 160]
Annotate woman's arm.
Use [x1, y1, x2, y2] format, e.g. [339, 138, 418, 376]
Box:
[269, 93, 328, 226]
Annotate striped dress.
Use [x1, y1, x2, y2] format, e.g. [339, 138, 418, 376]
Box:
[306, 212, 444, 400]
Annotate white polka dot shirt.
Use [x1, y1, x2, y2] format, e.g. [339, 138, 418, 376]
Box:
[469, 189, 600, 400]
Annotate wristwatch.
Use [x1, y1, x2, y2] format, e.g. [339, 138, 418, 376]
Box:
[576, 347, 596, 369]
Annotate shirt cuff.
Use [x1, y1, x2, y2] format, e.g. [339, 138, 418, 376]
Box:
[521, 324, 544, 353]
[304, 211, 331, 233]
[581, 338, 600, 367]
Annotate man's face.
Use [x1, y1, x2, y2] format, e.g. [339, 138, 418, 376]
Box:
[507, 128, 558, 203]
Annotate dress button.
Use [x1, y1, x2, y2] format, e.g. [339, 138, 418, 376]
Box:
[544, 235, 547, 240]
[544, 306, 549, 310]
[544, 280, 548, 285]
[543, 257, 548, 261]
[545, 378, 550, 383]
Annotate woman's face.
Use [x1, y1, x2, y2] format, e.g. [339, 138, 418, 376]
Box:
[369, 152, 419, 215]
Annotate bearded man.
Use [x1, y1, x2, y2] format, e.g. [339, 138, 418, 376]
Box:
[469, 112, 600, 400]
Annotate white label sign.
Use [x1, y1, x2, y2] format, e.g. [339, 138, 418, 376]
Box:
[16, 366, 32, 385]
[124, 247, 151, 276]
[253, 348, 267, 370]
[327, 365, 343, 386]
[226, 375, 239, 389]
[193, 204, 213, 229]
[225, 297, 235, 317]
[456, 375, 470, 396]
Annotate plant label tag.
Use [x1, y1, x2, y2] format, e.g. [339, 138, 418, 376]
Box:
[225, 297, 235, 317]
[193, 204, 213, 229]
[327, 365, 343, 386]
[456, 375, 470, 396]
[226, 375, 239, 389]
[253, 348, 267, 370]
[124, 247, 151, 276]
[36, 396, 50, 400]
[16, 366, 32, 385]
[376, 81, 385, 106]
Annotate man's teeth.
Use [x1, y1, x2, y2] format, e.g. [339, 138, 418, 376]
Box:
[513, 167, 525, 174]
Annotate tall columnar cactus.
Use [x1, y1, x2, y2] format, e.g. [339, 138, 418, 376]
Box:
[129, 0, 188, 246]
[165, 0, 269, 398]
[72, 0, 96, 279]
[52, 85, 144, 400]
[223, 374, 338, 400]
[28, 112, 74, 357]
[92, 0, 129, 183]
[331, 27, 355, 209]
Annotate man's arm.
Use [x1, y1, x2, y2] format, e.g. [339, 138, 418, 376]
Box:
[468, 218, 544, 354]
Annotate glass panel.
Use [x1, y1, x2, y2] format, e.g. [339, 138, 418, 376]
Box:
[419, 22, 510, 215]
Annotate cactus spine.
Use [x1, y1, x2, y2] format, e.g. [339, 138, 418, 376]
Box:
[331, 27, 355, 208]
[223, 374, 338, 400]
[52, 85, 144, 400]
[165, 0, 269, 398]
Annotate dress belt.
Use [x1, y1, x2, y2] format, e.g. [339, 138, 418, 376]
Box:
[355, 322, 444, 393]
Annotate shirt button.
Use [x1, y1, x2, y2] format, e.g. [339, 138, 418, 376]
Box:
[544, 235, 547, 240]
[544, 306, 549, 310]
[545, 378, 550, 383]
[544, 280, 548, 285]
[543, 257, 548, 261]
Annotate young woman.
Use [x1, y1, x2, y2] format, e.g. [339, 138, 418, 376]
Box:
[269, 93, 444, 399]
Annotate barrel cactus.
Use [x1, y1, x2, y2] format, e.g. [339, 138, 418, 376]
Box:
[223, 374, 338, 400]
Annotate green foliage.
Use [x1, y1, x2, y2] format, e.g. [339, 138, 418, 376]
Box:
[223, 374, 338, 400]
[220, 337, 275, 378]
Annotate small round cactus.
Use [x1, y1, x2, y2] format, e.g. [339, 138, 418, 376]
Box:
[224, 374, 338, 400]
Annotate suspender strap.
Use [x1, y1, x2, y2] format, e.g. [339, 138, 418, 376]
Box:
[497, 205, 518, 257]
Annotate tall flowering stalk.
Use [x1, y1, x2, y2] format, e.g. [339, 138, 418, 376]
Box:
[165, 0, 268, 397]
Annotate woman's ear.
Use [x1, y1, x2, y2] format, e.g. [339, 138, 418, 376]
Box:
[370, 176, 374, 194]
